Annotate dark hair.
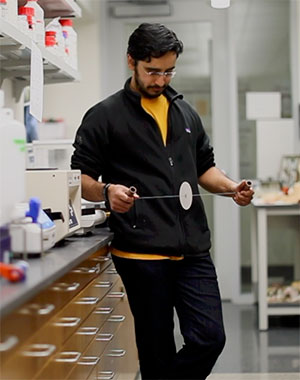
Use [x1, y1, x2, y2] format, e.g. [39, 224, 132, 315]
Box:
[127, 23, 183, 62]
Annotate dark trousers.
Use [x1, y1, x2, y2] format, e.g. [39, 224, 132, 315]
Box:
[112, 254, 226, 380]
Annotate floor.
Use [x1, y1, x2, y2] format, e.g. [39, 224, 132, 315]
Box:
[135, 302, 299, 379]
[172, 302, 300, 379]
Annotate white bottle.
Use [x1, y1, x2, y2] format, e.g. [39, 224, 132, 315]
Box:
[0, 0, 8, 20]
[0, 90, 26, 226]
[25, 0, 44, 46]
[45, 17, 65, 58]
[59, 18, 78, 69]
[45, 31, 58, 55]
[18, 6, 36, 41]
[7, 0, 18, 24]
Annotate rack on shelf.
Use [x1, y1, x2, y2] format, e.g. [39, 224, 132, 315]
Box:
[0, 1, 81, 100]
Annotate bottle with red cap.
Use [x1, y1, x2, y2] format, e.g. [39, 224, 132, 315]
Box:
[0, 0, 8, 20]
[59, 18, 78, 69]
[1, 0, 18, 24]
[18, 6, 36, 41]
[45, 17, 65, 58]
[45, 30, 58, 54]
[24, 0, 44, 45]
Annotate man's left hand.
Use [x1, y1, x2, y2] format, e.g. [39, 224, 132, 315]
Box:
[233, 180, 254, 206]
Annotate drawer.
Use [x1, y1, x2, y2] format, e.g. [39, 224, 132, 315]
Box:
[67, 355, 100, 380]
[28, 290, 101, 349]
[82, 278, 125, 329]
[80, 266, 120, 302]
[35, 350, 82, 380]
[0, 301, 56, 362]
[0, 342, 57, 380]
[0, 275, 91, 362]
[84, 251, 111, 273]
[84, 301, 127, 359]
[63, 261, 101, 289]
[89, 332, 127, 380]
[33, 256, 110, 315]
[63, 325, 99, 352]
[87, 246, 110, 263]
[34, 303, 126, 380]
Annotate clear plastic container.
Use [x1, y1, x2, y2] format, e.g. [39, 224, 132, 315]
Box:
[0, 90, 26, 226]
[25, 0, 44, 45]
[59, 18, 78, 69]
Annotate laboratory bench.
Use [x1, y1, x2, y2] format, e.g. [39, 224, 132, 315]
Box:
[0, 228, 139, 380]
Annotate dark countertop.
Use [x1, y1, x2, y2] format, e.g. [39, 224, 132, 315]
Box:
[0, 228, 113, 318]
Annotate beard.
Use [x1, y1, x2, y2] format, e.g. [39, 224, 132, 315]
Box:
[134, 68, 166, 99]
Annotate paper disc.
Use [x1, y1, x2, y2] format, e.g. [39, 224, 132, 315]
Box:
[179, 181, 193, 210]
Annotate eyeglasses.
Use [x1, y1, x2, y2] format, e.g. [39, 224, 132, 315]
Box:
[143, 69, 176, 78]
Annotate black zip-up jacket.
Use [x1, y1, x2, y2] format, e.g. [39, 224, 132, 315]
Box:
[71, 79, 215, 257]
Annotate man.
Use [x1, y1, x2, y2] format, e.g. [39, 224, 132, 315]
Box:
[71, 23, 254, 380]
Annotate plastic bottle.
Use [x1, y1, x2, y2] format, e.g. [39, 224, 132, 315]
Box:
[0, 90, 26, 226]
[25, 0, 44, 45]
[59, 18, 78, 69]
[18, 6, 36, 40]
[45, 30, 58, 54]
[45, 17, 65, 58]
[0, 0, 8, 20]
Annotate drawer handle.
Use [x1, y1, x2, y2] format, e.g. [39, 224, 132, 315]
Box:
[107, 315, 125, 323]
[55, 351, 81, 362]
[107, 291, 125, 299]
[107, 349, 126, 357]
[51, 282, 80, 292]
[94, 307, 113, 315]
[0, 335, 19, 352]
[19, 303, 55, 316]
[21, 344, 56, 357]
[78, 356, 100, 366]
[93, 281, 113, 288]
[71, 264, 100, 274]
[76, 327, 99, 336]
[97, 370, 115, 380]
[75, 296, 99, 305]
[53, 317, 81, 327]
[107, 269, 118, 275]
[96, 333, 113, 342]
[91, 256, 110, 263]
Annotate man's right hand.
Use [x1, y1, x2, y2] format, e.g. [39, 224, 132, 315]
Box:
[107, 184, 139, 213]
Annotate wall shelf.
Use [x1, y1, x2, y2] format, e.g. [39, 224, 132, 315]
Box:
[0, 17, 80, 100]
[18, 0, 82, 18]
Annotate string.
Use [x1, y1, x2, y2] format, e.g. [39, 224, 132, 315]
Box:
[137, 192, 236, 200]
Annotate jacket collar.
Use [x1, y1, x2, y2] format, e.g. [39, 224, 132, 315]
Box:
[124, 77, 183, 104]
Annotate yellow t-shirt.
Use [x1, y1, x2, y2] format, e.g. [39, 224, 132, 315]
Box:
[111, 95, 183, 261]
[141, 94, 169, 145]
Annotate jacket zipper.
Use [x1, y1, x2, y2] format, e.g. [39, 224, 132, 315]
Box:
[167, 101, 186, 256]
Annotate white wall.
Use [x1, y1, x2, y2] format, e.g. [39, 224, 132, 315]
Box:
[291, 0, 300, 148]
